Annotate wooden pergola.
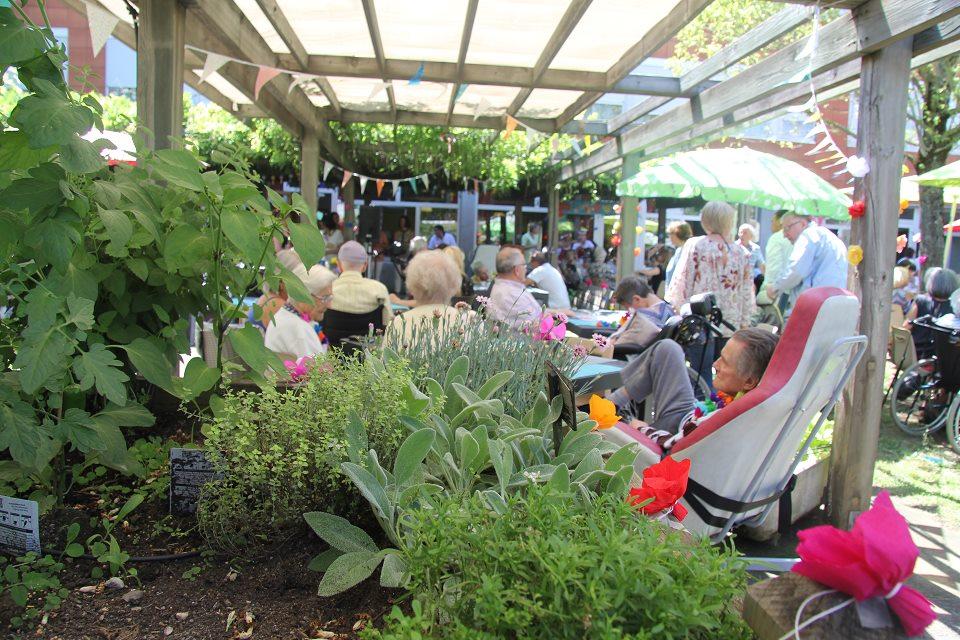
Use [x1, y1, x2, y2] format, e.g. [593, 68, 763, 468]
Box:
[83, 0, 960, 529]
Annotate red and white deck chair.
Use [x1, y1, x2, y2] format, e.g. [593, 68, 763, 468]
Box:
[615, 287, 867, 541]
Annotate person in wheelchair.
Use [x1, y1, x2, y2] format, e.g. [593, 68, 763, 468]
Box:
[599, 276, 674, 358]
[604, 327, 779, 452]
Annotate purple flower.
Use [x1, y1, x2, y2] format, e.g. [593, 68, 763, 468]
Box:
[555, 312, 569, 324]
[573, 344, 588, 358]
[475, 295, 490, 307]
[592, 333, 608, 350]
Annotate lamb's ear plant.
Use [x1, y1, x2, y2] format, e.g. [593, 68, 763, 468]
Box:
[303, 358, 639, 596]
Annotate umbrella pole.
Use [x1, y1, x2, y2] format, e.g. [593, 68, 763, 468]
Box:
[944, 196, 959, 269]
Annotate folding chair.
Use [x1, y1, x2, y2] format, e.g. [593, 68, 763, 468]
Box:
[609, 287, 866, 541]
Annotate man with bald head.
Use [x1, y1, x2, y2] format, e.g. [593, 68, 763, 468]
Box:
[486, 246, 542, 329]
[764, 213, 847, 314]
[329, 240, 394, 327]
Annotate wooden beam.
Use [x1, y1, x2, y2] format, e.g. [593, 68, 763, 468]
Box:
[360, 0, 397, 119]
[507, 0, 593, 116]
[678, 5, 814, 93]
[830, 38, 914, 528]
[253, 0, 341, 116]
[607, 97, 672, 135]
[318, 106, 607, 134]
[620, 0, 960, 157]
[445, 0, 479, 127]
[768, 0, 866, 9]
[136, 0, 185, 149]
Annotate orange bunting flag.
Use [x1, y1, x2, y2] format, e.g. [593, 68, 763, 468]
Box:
[503, 115, 519, 139]
[376, 179, 385, 196]
[341, 170, 352, 188]
[254, 66, 282, 99]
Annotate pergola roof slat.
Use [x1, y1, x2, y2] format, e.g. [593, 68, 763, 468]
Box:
[445, 0, 480, 127]
[360, 0, 398, 119]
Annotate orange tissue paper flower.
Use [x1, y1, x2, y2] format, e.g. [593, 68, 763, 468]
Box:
[589, 394, 621, 430]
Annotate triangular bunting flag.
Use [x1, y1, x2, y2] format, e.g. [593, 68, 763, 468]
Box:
[376, 179, 385, 196]
[805, 135, 833, 156]
[463, 178, 468, 191]
[804, 110, 823, 124]
[255, 66, 282, 99]
[421, 174, 429, 190]
[408, 178, 418, 195]
[288, 73, 313, 95]
[787, 96, 816, 113]
[200, 52, 230, 83]
[584, 134, 591, 147]
[454, 84, 468, 101]
[474, 97, 492, 120]
[367, 81, 392, 101]
[341, 170, 352, 188]
[824, 155, 848, 169]
[359, 175, 369, 193]
[804, 121, 826, 141]
[322, 160, 334, 181]
[503, 115, 519, 139]
[391, 179, 400, 194]
[571, 139, 582, 156]
[85, 1, 119, 58]
[409, 62, 425, 85]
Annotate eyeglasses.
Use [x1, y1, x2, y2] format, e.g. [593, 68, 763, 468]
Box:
[783, 220, 805, 232]
[314, 294, 334, 303]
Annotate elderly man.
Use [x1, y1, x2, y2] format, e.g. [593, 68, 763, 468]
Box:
[757, 211, 794, 306]
[525, 251, 570, 310]
[329, 241, 394, 326]
[427, 224, 457, 249]
[605, 327, 779, 453]
[765, 214, 847, 311]
[487, 246, 542, 329]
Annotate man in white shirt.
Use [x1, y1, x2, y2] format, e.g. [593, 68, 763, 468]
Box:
[525, 252, 571, 311]
[757, 211, 794, 306]
[765, 214, 848, 311]
[427, 225, 457, 249]
[486, 247, 542, 330]
[520, 223, 541, 261]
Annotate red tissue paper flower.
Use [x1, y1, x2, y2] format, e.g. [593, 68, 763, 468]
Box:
[848, 200, 866, 218]
[791, 491, 936, 637]
[627, 456, 691, 521]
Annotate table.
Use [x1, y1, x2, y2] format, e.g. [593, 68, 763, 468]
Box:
[391, 302, 410, 313]
[570, 355, 626, 399]
[566, 309, 624, 338]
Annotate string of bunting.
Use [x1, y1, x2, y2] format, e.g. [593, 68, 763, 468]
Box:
[319, 158, 488, 198]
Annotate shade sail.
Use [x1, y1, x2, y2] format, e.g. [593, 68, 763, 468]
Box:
[616, 147, 852, 220]
[916, 160, 960, 189]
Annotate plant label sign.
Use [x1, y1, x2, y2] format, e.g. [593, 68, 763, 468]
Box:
[169, 448, 221, 516]
[0, 495, 40, 554]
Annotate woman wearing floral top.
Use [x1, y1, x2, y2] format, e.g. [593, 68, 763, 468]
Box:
[665, 201, 756, 387]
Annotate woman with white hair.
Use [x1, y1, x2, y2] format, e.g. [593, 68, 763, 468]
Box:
[264, 263, 337, 359]
[736, 222, 765, 292]
[906, 267, 960, 359]
[666, 201, 756, 388]
[387, 250, 474, 344]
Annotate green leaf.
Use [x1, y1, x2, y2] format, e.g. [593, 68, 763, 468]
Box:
[0, 14, 47, 66]
[546, 463, 571, 494]
[64, 543, 84, 558]
[344, 411, 368, 465]
[220, 209, 263, 261]
[152, 149, 204, 191]
[56, 408, 105, 454]
[73, 344, 129, 406]
[0, 398, 42, 469]
[46, 259, 99, 302]
[226, 324, 286, 378]
[307, 548, 342, 573]
[9, 584, 28, 608]
[487, 439, 512, 495]
[64, 295, 95, 330]
[341, 462, 393, 524]
[286, 220, 326, 267]
[121, 338, 178, 396]
[163, 224, 212, 271]
[92, 402, 154, 428]
[0, 131, 55, 169]
[87, 420, 142, 475]
[125, 257, 149, 281]
[392, 429, 435, 486]
[115, 493, 144, 523]
[379, 553, 407, 588]
[316, 551, 382, 597]
[477, 370, 515, 399]
[59, 135, 105, 173]
[179, 358, 219, 401]
[14, 324, 74, 393]
[0, 163, 65, 215]
[303, 511, 378, 553]
[10, 87, 96, 148]
[32, 218, 80, 270]
[99, 209, 133, 257]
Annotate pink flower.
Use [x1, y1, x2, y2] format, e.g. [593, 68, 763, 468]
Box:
[592, 333, 608, 350]
[555, 312, 569, 324]
[537, 313, 567, 341]
[573, 344, 588, 358]
[283, 356, 314, 381]
[600, 282, 608, 290]
[475, 295, 490, 307]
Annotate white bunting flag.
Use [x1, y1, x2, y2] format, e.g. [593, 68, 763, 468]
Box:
[421, 174, 429, 190]
[367, 81, 392, 102]
[787, 96, 816, 113]
[288, 73, 313, 95]
[805, 134, 833, 156]
[473, 97, 492, 120]
[391, 179, 400, 194]
[359, 175, 369, 193]
[85, 1, 119, 58]
[200, 52, 230, 84]
[322, 160, 334, 181]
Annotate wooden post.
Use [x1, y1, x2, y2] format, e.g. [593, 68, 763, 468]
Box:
[342, 179, 356, 241]
[618, 152, 642, 281]
[457, 189, 479, 260]
[829, 37, 913, 528]
[548, 185, 560, 265]
[135, 0, 185, 150]
[300, 130, 319, 220]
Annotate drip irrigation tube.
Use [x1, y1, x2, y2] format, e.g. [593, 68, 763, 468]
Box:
[4, 547, 202, 563]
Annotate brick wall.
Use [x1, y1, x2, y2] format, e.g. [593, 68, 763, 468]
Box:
[22, 0, 107, 93]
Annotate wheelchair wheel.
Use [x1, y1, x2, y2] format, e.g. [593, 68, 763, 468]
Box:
[946, 393, 960, 455]
[687, 365, 711, 402]
[890, 359, 949, 436]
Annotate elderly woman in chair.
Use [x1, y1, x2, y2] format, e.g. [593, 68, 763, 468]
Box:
[603, 327, 779, 455]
